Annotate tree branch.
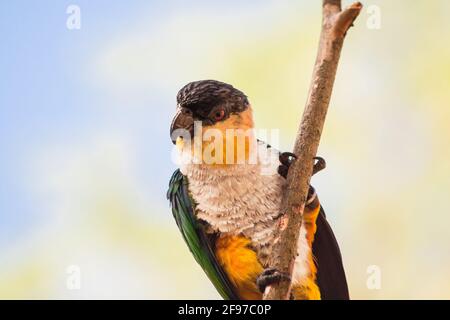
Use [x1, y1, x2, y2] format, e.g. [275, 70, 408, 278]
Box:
[262, 0, 362, 300]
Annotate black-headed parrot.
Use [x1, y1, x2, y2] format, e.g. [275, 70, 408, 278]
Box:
[167, 80, 348, 300]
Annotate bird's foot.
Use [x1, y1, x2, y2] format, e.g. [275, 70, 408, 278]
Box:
[279, 152, 297, 167]
[256, 268, 291, 293]
[278, 153, 326, 178]
[278, 152, 296, 178]
[312, 156, 326, 175]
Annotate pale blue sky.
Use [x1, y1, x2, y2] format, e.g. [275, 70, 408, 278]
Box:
[0, 0, 315, 248]
[0, 0, 179, 246]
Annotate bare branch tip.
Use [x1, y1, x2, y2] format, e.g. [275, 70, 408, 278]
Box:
[335, 1, 363, 34]
[347, 2, 363, 13]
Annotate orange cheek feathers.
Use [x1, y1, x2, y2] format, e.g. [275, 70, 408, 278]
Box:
[183, 107, 257, 165]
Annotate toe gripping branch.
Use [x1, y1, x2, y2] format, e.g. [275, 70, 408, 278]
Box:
[278, 153, 326, 178]
[277, 154, 324, 208]
[312, 156, 326, 175]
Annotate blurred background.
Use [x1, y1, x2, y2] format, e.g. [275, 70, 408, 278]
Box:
[1, 0, 449, 299]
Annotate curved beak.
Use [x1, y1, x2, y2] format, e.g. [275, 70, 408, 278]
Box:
[170, 108, 194, 144]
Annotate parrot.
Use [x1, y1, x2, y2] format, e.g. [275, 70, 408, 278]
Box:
[167, 80, 349, 300]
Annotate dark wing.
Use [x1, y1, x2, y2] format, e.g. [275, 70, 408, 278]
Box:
[167, 169, 239, 300]
[313, 207, 350, 300]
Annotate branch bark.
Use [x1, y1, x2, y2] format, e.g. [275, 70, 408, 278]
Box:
[262, 0, 362, 300]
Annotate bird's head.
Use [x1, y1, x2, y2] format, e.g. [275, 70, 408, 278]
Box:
[170, 80, 255, 165]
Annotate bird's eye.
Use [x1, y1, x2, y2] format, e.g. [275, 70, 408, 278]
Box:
[213, 109, 225, 121]
[181, 108, 193, 116]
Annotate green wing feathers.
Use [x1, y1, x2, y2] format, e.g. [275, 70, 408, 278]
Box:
[167, 169, 238, 300]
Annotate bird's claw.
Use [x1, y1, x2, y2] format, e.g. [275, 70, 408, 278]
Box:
[278, 154, 326, 179]
[279, 152, 297, 167]
[313, 156, 326, 175]
[256, 268, 291, 293]
[278, 152, 297, 178]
